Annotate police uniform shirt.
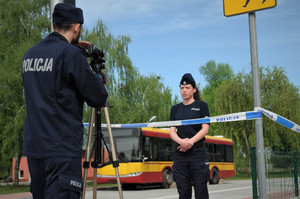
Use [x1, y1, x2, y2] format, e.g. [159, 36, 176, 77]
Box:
[22, 32, 108, 159]
[169, 100, 210, 153]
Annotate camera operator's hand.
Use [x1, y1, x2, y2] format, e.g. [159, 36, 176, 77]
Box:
[78, 41, 91, 49]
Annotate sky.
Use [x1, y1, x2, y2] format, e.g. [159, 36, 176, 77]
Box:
[76, 0, 300, 96]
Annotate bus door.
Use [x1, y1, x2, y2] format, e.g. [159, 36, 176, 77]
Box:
[142, 135, 161, 183]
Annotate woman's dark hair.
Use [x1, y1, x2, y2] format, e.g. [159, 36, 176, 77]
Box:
[191, 82, 201, 101]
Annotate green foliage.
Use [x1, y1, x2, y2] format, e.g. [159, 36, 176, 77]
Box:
[199, 60, 234, 134]
[200, 61, 299, 172]
[200, 60, 233, 89]
[213, 72, 254, 171]
[0, 0, 50, 179]
[269, 150, 294, 169]
[260, 66, 300, 149]
[82, 21, 174, 124]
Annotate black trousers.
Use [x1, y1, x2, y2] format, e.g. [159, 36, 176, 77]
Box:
[173, 150, 210, 199]
[27, 157, 82, 199]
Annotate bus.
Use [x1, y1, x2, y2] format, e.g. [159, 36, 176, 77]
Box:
[97, 127, 234, 188]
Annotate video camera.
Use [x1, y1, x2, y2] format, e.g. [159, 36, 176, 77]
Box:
[86, 44, 106, 83]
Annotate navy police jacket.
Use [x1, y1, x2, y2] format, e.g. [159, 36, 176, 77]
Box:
[22, 32, 108, 159]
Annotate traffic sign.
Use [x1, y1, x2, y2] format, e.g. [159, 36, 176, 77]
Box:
[223, 0, 276, 17]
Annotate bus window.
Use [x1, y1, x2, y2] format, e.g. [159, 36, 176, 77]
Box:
[225, 145, 234, 162]
[159, 138, 173, 161]
[205, 143, 215, 162]
[216, 144, 226, 162]
[143, 136, 159, 161]
[104, 136, 141, 162]
[152, 141, 159, 160]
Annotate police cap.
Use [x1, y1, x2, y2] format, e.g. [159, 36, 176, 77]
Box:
[180, 73, 195, 86]
[53, 3, 84, 24]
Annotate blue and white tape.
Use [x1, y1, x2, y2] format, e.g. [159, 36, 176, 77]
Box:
[84, 108, 299, 133]
[84, 111, 262, 128]
[256, 107, 300, 133]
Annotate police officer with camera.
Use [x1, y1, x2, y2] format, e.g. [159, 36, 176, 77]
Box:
[22, 3, 108, 198]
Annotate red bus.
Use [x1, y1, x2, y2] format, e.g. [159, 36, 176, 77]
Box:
[97, 127, 234, 188]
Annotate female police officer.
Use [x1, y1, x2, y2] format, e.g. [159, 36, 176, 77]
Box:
[170, 73, 210, 199]
[22, 3, 108, 199]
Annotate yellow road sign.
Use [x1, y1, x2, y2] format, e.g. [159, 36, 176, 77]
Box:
[224, 0, 276, 17]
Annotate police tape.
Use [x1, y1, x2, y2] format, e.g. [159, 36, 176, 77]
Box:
[84, 111, 262, 128]
[255, 107, 300, 133]
[84, 109, 300, 133]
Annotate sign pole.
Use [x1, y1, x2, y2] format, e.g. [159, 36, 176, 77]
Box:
[248, 12, 267, 199]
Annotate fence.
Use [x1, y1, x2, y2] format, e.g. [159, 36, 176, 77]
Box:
[251, 147, 300, 199]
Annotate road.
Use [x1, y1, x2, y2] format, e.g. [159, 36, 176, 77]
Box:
[0, 179, 254, 199]
[84, 180, 253, 199]
[3, 178, 300, 199]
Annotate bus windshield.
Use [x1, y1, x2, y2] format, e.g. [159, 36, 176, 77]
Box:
[114, 136, 141, 162]
[102, 128, 142, 163]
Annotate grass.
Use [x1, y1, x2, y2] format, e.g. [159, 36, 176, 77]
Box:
[0, 184, 30, 195]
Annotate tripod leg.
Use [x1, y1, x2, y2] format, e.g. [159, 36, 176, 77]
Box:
[103, 107, 124, 199]
[93, 167, 97, 199]
[82, 108, 96, 199]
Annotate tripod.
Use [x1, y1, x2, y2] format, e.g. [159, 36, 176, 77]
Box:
[81, 106, 123, 199]
[81, 44, 123, 199]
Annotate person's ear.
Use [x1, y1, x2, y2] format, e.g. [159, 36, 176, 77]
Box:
[73, 23, 81, 34]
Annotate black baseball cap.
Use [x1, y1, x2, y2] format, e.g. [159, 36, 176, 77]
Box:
[52, 3, 84, 24]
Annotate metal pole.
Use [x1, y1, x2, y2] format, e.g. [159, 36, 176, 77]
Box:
[248, 12, 267, 199]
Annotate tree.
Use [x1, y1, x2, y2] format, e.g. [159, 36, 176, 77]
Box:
[211, 65, 299, 173]
[260, 66, 299, 149]
[199, 60, 234, 135]
[214, 72, 254, 172]
[0, 0, 50, 184]
[82, 21, 174, 125]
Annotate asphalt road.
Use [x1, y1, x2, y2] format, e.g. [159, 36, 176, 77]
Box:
[84, 179, 253, 199]
[3, 178, 300, 199]
[7, 179, 300, 199]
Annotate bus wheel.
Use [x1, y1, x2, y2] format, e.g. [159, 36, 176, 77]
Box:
[210, 168, 219, 184]
[162, 169, 173, 188]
